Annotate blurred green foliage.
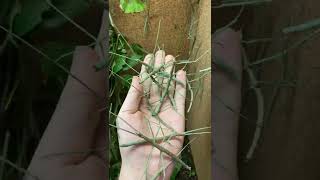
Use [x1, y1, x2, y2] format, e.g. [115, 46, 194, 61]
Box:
[119, 0, 146, 13]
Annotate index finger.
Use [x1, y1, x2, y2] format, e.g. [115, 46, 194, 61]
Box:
[174, 70, 187, 115]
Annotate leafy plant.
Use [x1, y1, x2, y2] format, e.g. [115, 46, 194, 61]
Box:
[119, 0, 146, 13]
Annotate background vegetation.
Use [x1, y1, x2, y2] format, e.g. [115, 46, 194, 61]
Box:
[0, 0, 198, 179]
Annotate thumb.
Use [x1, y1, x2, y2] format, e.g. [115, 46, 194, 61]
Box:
[65, 46, 107, 100]
[119, 76, 143, 114]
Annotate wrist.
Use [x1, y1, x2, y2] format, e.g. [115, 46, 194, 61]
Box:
[119, 161, 174, 180]
[118, 163, 145, 180]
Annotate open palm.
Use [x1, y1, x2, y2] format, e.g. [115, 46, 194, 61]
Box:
[117, 50, 187, 179]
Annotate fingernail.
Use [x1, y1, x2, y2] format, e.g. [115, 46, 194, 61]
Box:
[177, 69, 186, 75]
[165, 55, 175, 62]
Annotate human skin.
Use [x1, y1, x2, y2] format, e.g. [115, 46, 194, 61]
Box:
[26, 51, 186, 180]
[25, 11, 108, 180]
[213, 29, 242, 180]
[25, 9, 187, 180]
[118, 50, 187, 180]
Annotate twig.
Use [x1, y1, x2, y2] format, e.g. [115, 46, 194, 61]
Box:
[153, 19, 162, 54]
[150, 137, 198, 180]
[156, 71, 185, 86]
[46, 0, 97, 41]
[242, 38, 272, 44]
[0, 0, 19, 55]
[154, 115, 177, 133]
[143, 0, 151, 35]
[213, 0, 272, 8]
[283, 17, 320, 34]
[213, 6, 244, 37]
[109, 13, 136, 54]
[199, 67, 211, 73]
[0, 25, 105, 102]
[139, 63, 168, 84]
[242, 47, 265, 161]
[169, 94, 177, 111]
[176, 49, 210, 64]
[137, 135, 190, 170]
[0, 131, 10, 179]
[109, 52, 153, 69]
[0, 156, 39, 180]
[187, 79, 194, 113]
[110, 112, 191, 170]
[4, 79, 20, 110]
[153, 62, 175, 115]
[120, 130, 210, 147]
[250, 28, 320, 66]
[110, 71, 144, 93]
[150, 76, 165, 91]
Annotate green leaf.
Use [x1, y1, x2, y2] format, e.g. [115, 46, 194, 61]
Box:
[112, 56, 126, 73]
[170, 163, 182, 180]
[122, 75, 132, 88]
[13, 0, 50, 35]
[42, 0, 89, 29]
[131, 43, 144, 54]
[120, 0, 146, 13]
[122, 53, 142, 71]
[109, 162, 121, 180]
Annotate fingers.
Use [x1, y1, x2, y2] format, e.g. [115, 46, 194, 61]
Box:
[139, 50, 177, 112]
[174, 70, 187, 115]
[120, 76, 143, 114]
[162, 55, 175, 109]
[163, 55, 175, 95]
[150, 50, 165, 103]
[139, 54, 153, 95]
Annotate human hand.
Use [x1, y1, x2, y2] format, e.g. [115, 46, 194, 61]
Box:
[25, 11, 108, 180]
[117, 50, 187, 180]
